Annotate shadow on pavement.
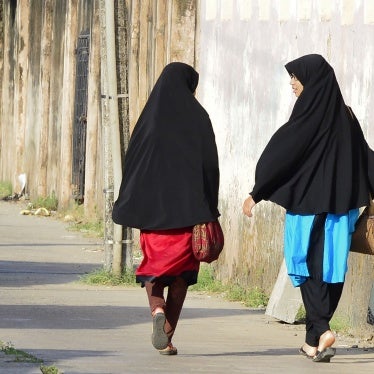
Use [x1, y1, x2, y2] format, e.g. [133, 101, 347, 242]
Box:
[0, 305, 263, 329]
[0, 260, 102, 286]
[182, 347, 374, 359]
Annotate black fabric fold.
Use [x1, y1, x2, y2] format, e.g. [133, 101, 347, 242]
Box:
[250, 54, 374, 214]
[112, 62, 220, 229]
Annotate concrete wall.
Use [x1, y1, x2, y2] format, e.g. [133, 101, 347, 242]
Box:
[197, 0, 374, 332]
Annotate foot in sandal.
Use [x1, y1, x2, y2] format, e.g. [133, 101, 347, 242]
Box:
[159, 343, 178, 355]
[299, 343, 317, 358]
[312, 330, 336, 363]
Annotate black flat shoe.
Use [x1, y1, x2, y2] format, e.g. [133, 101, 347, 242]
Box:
[312, 347, 336, 363]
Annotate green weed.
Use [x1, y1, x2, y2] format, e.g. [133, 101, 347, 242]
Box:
[189, 265, 224, 293]
[40, 365, 63, 374]
[1, 340, 63, 373]
[330, 314, 350, 334]
[295, 305, 306, 322]
[293, 305, 350, 334]
[0, 181, 12, 199]
[240, 286, 269, 308]
[191, 265, 269, 308]
[81, 264, 269, 308]
[80, 267, 136, 286]
[70, 219, 104, 238]
[30, 192, 58, 211]
[56, 203, 104, 238]
[1, 341, 42, 363]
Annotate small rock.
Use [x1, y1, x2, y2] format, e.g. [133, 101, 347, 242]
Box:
[64, 214, 75, 222]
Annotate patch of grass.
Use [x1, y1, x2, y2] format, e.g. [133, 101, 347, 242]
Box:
[30, 192, 58, 211]
[57, 202, 85, 221]
[57, 203, 104, 238]
[191, 265, 269, 308]
[80, 267, 136, 286]
[40, 365, 63, 374]
[1, 341, 63, 373]
[70, 219, 104, 238]
[330, 315, 351, 334]
[80, 265, 269, 308]
[0, 181, 12, 199]
[189, 264, 225, 293]
[295, 305, 306, 322]
[293, 306, 350, 334]
[238, 286, 269, 308]
[1, 341, 42, 363]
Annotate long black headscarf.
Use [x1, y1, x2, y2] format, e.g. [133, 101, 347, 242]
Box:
[112, 62, 220, 230]
[250, 54, 374, 214]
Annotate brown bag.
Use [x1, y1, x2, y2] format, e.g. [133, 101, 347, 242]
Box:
[192, 220, 224, 263]
[350, 199, 374, 255]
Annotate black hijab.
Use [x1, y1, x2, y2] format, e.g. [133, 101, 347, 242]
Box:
[250, 54, 374, 214]
[112, 62, 220, 230]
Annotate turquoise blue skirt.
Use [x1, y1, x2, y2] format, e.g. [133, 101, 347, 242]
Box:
[284, 209, 359, 287]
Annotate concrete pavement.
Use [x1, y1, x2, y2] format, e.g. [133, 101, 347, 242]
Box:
[0, 200, 373, 374]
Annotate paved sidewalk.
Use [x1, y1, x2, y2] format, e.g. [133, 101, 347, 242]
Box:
[0, 200, 373, 374]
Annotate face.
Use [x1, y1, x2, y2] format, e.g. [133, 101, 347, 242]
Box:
[290, 74, 304, 97]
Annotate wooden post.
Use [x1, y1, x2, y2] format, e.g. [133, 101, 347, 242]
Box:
[154, 0, 169, 77]
[0, 2, 12, 181]
[14, 3, 30, 192]
[38, 0, 53, 197]
[128, 0, 140, 133]
[169, 0, 196, 65]
[84, 0, 101, 218]
[59, 0, 78, 208]
[138, 0, 152, 119]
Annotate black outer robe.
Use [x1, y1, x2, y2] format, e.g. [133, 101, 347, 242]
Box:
[112, 62, 220, 230]
[250, 54, 374, 214]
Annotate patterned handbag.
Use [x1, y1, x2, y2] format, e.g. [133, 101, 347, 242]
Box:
[350, 198, 374, 255]
[192, 220, 224, 263]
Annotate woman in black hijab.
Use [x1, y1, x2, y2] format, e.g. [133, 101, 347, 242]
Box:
[243, 54, 374, 362]
[113, 62, 220, 355]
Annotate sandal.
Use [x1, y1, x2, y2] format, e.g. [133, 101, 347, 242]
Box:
[312, 347, 336, 363]
[159, 343, 178, 356]
[151, 313, 169, 350]
[299, 346, 314, 359]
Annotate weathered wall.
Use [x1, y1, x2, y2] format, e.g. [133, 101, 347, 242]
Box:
[0, 0, 197, 213]
[197, 0, 374, 332]
[0, 1, 3, 171]
[0, 0, 102, 213]
[127, 0, 197, 131]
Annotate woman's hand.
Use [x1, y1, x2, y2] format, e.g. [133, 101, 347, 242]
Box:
[243, 195, 256, 217]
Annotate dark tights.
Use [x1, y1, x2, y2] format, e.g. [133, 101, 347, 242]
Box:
[301, 213, 344, 347]
[300, 278, 344, 347]
[145, 276, 188, 342]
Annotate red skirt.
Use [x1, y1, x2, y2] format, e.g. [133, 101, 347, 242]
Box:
[136, 227, 200, 286]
